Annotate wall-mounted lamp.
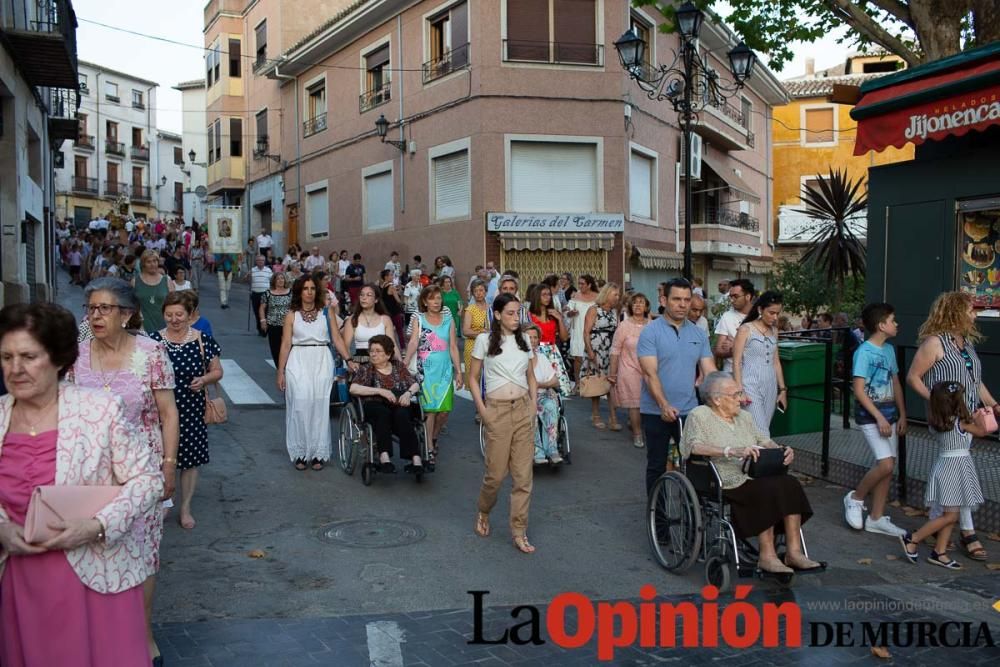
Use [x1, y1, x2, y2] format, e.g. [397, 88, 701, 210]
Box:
[375, 114, 407, 152]
[155, 175, 167, 188]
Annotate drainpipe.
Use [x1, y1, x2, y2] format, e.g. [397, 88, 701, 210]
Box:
[273, 60, 298, 250]
[96, 71, 102, 199]
[397, 14, 405, 212]
[147, 84, 156, 215]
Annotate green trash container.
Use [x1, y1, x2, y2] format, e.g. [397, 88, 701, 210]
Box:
[770, 342, 826, 436]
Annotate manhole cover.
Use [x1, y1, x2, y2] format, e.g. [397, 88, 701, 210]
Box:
[318, 519, 425, 548]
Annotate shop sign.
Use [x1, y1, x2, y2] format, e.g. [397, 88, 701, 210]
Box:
[486, 212, 624, 232]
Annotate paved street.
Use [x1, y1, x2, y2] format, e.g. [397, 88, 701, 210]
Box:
[55, 273, 1000, 665]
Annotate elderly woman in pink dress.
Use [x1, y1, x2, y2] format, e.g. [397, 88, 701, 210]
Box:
[71, 277, 179, 666]
[0, 302, 162, 666]
[610, 292, 651, 449]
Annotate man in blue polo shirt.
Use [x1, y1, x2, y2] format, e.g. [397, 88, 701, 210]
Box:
[637, 277, 717, 494]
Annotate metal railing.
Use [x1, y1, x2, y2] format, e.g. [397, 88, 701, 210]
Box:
[703, 95, 745, 126]
[746, 130, 755, 148]
[105, 94, 120, 104]
[105, 140, 124, 155]
[132, 100, 145, 110]
[683, 207, 759, 231]
[130, 145, 149, 161]
[303, 112, 327, 137]
[71, 176, 97, 194]
[359, 82, 391, 113]
[103, 180, 128, 197]
[0, 0, 79, 88]
[253, 135, 269, 157]
[76, 134, 94, 149]
[131, 185, 151, 201]
[48, 87, 78, 118]
[422, 43, 470, 83]
[502, 39, 603, 66]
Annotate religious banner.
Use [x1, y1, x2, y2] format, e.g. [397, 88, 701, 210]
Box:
[206, 206, 243, 255]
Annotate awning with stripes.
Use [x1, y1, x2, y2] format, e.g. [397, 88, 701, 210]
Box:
[498, 232, 615, 252]
[712, 257, 772, 274]
[635, 246, 684, 270]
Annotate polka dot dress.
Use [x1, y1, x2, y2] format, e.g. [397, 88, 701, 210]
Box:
[150, 330, 221, 469]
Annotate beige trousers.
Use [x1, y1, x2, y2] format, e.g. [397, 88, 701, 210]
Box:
[477, 395, 535, 536]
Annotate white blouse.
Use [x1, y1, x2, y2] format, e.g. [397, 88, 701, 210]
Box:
[472, 333, 533, 395]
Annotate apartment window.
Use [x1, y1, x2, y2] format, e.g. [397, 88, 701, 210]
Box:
[425, 1, 468, 82]
[431, 147, 471, 222]
[79, 74, 89, 94]
[105, 81, 119, 103]
[106, 162, 119, 190]
[306, 182, 329, 236]
[363, 165, 394, 231]
[132, 166, 143, 188]
[740, 96, 753, 131]
[629, 148, 655, 221]
[629, 13, 652, 71]
[230, 118, 242, 157]
[206, 41, 221, 86]
[74, 156, 87, 177]
[803, 106, 836, 144]
[131, 127, 143, 147]
[106, 120, 118, 141]
[505, 0, 599, 65]
[77, 113, 88, 143]
[173, 146, 183, 165]
[255, 21, 268, 70]
[304, 80, 327, 136]
[801, 176, 825, 200]
[361, 44, 391, 112]
[132, 89, 144, 109]
[510, 141, 598, 212]
[256, 109, 268, 144]
[214, 120, 222, 162]
[174, 182, 183, 210]
[229, 39, 242, 78]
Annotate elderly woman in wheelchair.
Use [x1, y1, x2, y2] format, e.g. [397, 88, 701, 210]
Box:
[525, 324, 566, 465]
[348, 334, 424, 475]
[679, 371, 822, 575]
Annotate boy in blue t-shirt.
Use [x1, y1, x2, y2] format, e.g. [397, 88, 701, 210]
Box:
[844, 302, 908, 537]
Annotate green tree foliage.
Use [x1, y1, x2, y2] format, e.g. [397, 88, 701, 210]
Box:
[634, 0, 1000, 69]
[770, 259, 866, 320]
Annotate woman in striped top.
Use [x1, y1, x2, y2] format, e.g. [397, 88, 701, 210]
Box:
[906, 291, 996, 561]
[732, 291, 787, 438]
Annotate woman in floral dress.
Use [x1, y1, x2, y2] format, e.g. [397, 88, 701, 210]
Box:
[71, 278, 178, 665]
[405, 285, 463, 460]
[583, 283, 622, 430]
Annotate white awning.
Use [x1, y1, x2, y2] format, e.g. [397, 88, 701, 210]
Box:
[498, 232, 615, 252]
[712, 257, 772, 274]
[635, 246, 684, 270]
[701, 153, 761, 204]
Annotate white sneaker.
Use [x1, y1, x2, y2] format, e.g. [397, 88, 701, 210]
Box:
[534, 457, 547, 465]
[549, 453, 564, 464]
[633, 437, 645, 448]
[865, 515, 907, 537]
[843, 491, 865, 530]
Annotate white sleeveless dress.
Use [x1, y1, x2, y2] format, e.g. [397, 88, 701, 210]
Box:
[285, 311, 334, 461]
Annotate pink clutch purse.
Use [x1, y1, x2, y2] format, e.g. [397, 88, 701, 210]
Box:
[24, 485, 122, 544]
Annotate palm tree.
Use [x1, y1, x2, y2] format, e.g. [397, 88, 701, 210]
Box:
[798, 168, 867, 305]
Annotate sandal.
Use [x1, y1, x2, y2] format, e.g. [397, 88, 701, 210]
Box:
[591, 416, 606, 430]
[513, 534, 535, 554]
[475, 512, 490, 538]
[899, 532, 919, 564]
[310, 459, 324, 471]
[960, 533, 988, 561]
[758, 556, 793, 574]
[609, 423, 623, 431]
[294, 458, 307, 471]
[927, 551, 962, 570]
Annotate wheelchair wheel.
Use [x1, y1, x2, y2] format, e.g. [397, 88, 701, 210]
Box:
[705, 545, 733, 592]
[557, 415, 570, 463]
[361, 462, 373, 486]
[647, 471, 702, 573]
[337, 404, 359, 476]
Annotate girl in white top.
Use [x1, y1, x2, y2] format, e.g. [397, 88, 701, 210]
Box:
[470, 294, 538, 554]
[565, 274, 599, 386]
[342, 283, 399, 363]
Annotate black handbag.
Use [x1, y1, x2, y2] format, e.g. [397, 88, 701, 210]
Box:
[742, 447, 788, 478]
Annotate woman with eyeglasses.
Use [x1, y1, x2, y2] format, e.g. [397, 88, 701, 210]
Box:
[681, 371, 818, 575]
[906, 291, 996, 562]
[70, 278, 179, 665]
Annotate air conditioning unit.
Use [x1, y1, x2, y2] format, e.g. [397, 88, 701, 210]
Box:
[679, 133, 702, 180]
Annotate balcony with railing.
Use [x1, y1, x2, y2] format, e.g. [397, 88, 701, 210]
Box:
[105, 140, 124, 156]
[75, 133, 94, 150]
[71, 176, 97, 194]
[693, 95, 755, 152]
[0, 0, 79, 88]
[131, 185, 151, 202]
[303, 113, 327, 137]
[104, 180, 128, 197]
[502, 40, 603, 66]
[253, 135, 269, 158]
[130, 144, 150, 161]
[422, 43, 470, 84]
[683, 207, 760, 232]
[47, 87, 79, 142]
[359, 82, 391, 113]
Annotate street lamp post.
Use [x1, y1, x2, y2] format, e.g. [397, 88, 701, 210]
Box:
[614, 2, 756, 280]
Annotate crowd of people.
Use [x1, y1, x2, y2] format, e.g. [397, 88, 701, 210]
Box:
[0, 220, 992, 662]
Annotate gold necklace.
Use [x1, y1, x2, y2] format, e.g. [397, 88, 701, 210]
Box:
[18, 396, 58, 437]
[93, 340, 125, 391]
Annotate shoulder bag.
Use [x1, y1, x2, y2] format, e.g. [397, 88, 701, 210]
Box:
[197, 333, 227, 424]
[741, 447, 788, 478]
[578, 373, 611, 398]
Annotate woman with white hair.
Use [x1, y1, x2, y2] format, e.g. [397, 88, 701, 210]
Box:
[680, 371, 820, 575]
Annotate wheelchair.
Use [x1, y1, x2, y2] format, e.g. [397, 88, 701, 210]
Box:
[337, 393, 431, 485]
[647, 455, 825, 591]
[477, 392, 570, 466]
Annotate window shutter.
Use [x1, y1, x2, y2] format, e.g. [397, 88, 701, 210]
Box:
[510, 142, 597, 213]
[229, 39, 241, 77]
[256, 110, 268, 139]
[366, 44, 390, 68]
[450, 2, 469, 67]
[553, 0, 596, 63]
[805, 108, 834, 142]
[630, 152, 652, 219]
[434, 150, 470, 221]
[307, 187, 329, 236]
[507, 0, 549, 60]
[365, 171, 394, 231]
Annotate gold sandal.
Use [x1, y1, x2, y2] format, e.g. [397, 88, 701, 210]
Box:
[513, 535, 535, 554]
[475, 512, 490, 538]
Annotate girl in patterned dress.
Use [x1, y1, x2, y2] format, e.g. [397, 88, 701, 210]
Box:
[900, 381, 986, 569]
[732, 291, 787, 438]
